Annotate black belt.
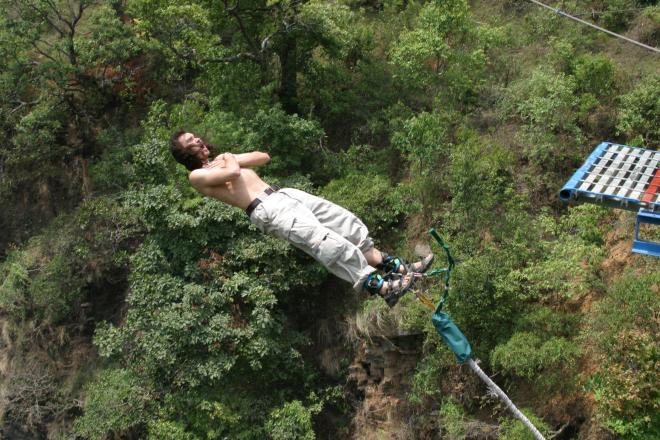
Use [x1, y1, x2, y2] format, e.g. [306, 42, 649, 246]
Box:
[246, 185, 280, 218]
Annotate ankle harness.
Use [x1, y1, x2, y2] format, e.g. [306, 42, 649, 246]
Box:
[363, 273, 384, 296]
[376, 253, 404, 275]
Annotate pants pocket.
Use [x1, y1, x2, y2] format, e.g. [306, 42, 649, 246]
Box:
[287, 217, 317, 247]
[288, 218, 343, 267]
[250, 204, 270, 233]
[315, 233, 343, 266]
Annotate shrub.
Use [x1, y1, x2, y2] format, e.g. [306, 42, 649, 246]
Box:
[590, 330, 659, 440]
[244, 107, 326, 177]
[389, 0, 495, 108]
[74, 369, 151, 439]
[513, 306, 579, 339]
[572, 54, 615, 98]
[3, 358, 65, 437]
[499, 205, 607, 303]
[617, 75, 660, 147]
[409, 347, 455, 405]
[447, 136, 514, 233]
[586, 271, 660, 439]
[147, 420, 199, 440]
[389, 0, 471, 89]
[491, 332, 580, 383]
[498, 409, 552, 440]
[587, 271, 659, 351]
[447, 249, 523, 355]
[501, 67, 578, 133]
[391, 111, 451, 167]
[439, 398, 467, 439]
[0, 198, 139, 325]
[265, 400, 321, 440]
[601, 0, 638, 32]
[148, 392, 248, 440]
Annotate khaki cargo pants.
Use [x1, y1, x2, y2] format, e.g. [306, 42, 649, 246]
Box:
[249, 188, 377, 291]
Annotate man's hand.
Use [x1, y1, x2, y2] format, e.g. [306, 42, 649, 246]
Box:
[222, 153, 241, 173]
[208, 151, 269, 168]
[207, 154, 227, 169]
[189, 152, 241, 189]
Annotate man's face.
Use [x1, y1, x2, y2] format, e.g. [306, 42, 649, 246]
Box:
[178, 132, 209, 162]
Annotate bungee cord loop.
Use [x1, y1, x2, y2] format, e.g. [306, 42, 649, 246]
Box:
[415, 229, 547, 440]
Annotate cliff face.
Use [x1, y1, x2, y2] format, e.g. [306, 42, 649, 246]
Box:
[346, 333, 500, 440]
[348, 334, 422, 438]
[0, 319, 11, 436]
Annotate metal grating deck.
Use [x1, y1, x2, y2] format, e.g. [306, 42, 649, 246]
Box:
[560, 142, 660, 211]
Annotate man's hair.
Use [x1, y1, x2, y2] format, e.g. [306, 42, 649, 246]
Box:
[170, 130, 204, 171]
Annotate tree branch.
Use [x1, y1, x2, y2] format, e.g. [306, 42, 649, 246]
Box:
[10, 99, 40, 114]
[201, 52, 258, 64]
[222, 0, 261, 58]
[22, 1, 66, 37]
[30, 41, 59, 63]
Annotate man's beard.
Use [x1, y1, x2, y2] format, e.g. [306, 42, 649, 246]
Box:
[203, 142, 216, 159]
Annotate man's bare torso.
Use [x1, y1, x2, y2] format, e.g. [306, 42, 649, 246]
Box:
[194, 167, 269, 210]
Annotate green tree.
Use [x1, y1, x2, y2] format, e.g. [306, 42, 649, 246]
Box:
[128, 0, 367, 116]
[0, 0, 151, 252]
[586, 272, 660, 439]
[617, 75, 660, 147]
[389, 0, 502, 109]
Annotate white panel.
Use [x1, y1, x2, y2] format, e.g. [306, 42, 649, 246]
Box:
[606, 147, 639, 195]
[579, 148, 617, 192]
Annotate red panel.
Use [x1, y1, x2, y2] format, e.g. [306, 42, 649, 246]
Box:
[642, 167, 660, 204]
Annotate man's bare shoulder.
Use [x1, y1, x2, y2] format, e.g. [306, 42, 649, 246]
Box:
[188, 168, 213, 191]
[188, 168, 204, 182]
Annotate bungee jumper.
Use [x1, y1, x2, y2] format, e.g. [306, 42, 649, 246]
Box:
[169, 131, 434, 307]
[170, 131, 547, 439]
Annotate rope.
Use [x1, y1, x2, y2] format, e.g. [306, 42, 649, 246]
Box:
[468, 359, 547, 440]
[526, 0, 660, 54]
[410, 229, 455, 310]
[571, 7, 655, 18]
[423, 231, 547, 439]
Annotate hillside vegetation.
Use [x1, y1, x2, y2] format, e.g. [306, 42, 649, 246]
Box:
[0, 0, 658, 439]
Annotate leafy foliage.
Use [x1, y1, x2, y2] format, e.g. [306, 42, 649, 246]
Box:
[585, 271, 660, 439]
[497, 409, 552, 440]
[0, 198, 140, 325]
[320, 173, 419, 241]
[389, 0, 501, 109]
[266, 400, 320, 440]
[0, 0, 658, 438]
[74, 369, 151, 440]
[501, 67, 578, 133]
[491, 332, 580, 381]
[617, 75, 660, 147]
[438, 398, 468, 439]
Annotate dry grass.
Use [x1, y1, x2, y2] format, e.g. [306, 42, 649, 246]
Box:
[346, 299, 409, 344]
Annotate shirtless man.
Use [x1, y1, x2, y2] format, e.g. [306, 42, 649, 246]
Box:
[170, 130, 433, 307]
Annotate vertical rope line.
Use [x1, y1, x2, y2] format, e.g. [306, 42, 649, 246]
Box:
[526, 0, 660, 54]
[467, 359, 547, 440]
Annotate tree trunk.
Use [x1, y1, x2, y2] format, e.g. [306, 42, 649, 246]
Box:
[278, 36, 299, 114]
[79, 156, 91, 199]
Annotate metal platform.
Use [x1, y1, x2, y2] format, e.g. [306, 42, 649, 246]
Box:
[559, 142, 660, 212]
[560, 142, 660, 257]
